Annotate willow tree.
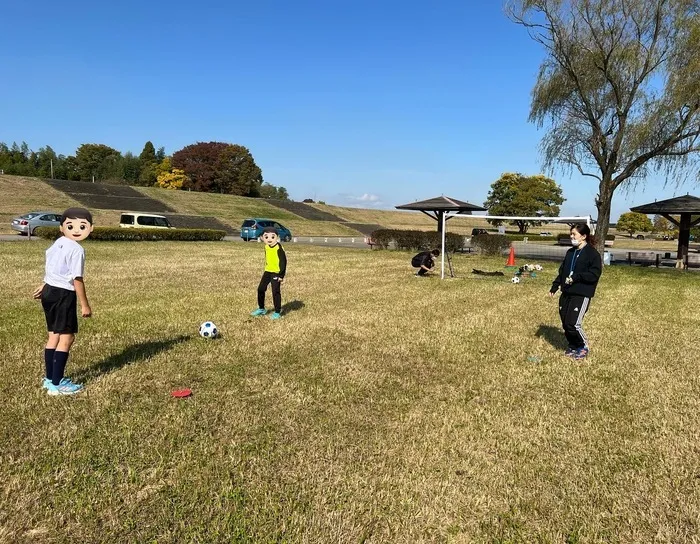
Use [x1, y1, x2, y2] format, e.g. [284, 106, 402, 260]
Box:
[507, 0, 700, 253]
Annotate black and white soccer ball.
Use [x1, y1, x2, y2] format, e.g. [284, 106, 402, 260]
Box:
[199, 321, 218, 339]
[511, 276, 521, 284]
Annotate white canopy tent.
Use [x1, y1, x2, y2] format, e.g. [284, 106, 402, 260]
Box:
[439, 214, 593, 279]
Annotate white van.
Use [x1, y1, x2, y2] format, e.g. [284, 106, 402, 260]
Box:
[119, 212, 173, 229]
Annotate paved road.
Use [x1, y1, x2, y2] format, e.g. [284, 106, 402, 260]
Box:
[1, 233, 373, 249]
[2, 235, 691, 261]
[0, 234, 41, 241]
[233, 235, 371, 249]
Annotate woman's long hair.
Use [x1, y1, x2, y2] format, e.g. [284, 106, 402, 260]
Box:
[571, 223, 597, 247]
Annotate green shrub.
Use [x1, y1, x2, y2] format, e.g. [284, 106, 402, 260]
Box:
[369, 229, 465, 252]
[34, 227, 226, 242]
[471, 234, 511, 256]
[369, 229, 393, 249]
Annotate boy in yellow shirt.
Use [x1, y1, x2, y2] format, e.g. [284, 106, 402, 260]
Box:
[250, 227, 287, 320]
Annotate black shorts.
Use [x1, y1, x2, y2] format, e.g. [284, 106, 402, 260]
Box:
[41, 284, 78, 334]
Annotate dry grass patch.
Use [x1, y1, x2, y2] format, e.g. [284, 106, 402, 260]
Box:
[1, 242, 700, 543]
[0, 177, 124, 234]
[0, 175, 79, 234]
[0, 175, 80, 216]
[608, 238, 679, 251]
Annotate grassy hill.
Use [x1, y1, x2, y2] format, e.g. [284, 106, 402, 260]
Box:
[0, 176, 124, 234]
[1, 174, 578, 238]
[135, 187, 362, 237]
[0, 176, 364, 236]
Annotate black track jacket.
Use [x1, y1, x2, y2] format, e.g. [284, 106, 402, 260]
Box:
[550, 244, 602, 298]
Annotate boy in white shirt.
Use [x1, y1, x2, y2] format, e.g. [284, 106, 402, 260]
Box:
[33, 208, 94, 395]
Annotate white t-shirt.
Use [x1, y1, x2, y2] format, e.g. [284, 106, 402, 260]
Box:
[44, 237, 86, 291]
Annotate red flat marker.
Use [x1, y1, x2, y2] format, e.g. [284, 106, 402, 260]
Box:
[171, 388, 192, 398]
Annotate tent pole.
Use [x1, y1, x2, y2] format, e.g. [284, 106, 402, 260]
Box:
[441, 213, 446, 279]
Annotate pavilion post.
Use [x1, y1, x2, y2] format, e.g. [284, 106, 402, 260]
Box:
[677, 213, 691, 269]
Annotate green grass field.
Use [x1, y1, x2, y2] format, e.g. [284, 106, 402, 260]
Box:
[2, 240, 699, 543]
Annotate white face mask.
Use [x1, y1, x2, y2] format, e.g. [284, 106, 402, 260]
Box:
[571, 238, 581, 247]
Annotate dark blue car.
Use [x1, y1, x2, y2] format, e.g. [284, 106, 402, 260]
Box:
[240, 218, 292, 242]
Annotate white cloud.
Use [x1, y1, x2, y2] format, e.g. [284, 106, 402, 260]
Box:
[336, 193, 384, 208]
[356, 193, 380, 203]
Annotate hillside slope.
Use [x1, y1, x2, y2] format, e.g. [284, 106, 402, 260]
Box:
[3, 175, 570, 238]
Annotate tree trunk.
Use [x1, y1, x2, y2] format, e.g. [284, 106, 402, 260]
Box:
[595, 188, 613, 256]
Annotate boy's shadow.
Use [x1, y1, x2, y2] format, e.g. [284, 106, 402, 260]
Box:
[73, 335, 191, 383]
[281, 300, 305, 314]
[535, 325, 568, 350]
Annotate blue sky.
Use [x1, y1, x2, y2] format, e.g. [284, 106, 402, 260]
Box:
[0, 0, 695, 220]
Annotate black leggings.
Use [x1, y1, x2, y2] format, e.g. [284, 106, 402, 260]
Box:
[258, 271, 282, 313]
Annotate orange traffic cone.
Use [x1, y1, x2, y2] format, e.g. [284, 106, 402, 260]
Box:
[506, 246, 516, 266]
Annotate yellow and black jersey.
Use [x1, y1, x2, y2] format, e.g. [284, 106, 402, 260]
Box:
[264, 243, 287, 277]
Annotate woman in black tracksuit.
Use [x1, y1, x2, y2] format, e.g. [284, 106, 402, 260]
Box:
[549, 223, 602, 360]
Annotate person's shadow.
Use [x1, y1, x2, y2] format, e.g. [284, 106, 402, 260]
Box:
[73, 335, 191, 383]
[535, 324, 568, 350]
[281, 300, 305, 314]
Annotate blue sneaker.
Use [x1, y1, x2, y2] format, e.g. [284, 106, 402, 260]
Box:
[46, 381, 83, 396]
[43, 377, 82, 389]
[269, 312, 282, 320]
[250, 308, 267, 317]
[574, 347, 589, 360]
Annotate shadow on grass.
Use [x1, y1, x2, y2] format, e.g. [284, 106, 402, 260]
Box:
[281, 300, 305, 314]
[74, 335, 192, 383]
[535, 324, 567, 351]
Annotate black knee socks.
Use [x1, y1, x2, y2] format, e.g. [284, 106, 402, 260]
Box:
[52, 351, 69, 386]
[44, 348, 55, 380]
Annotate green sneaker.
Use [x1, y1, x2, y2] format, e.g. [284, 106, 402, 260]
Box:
[250, 308, 267, 316]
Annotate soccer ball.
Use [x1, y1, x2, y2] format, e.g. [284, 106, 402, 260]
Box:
[535, 264, 543, 271]
[199, 321, 218, 339]
[511, 276, 521, 284]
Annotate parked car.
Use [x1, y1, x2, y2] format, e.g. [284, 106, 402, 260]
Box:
[471, 228, 489, 236]
[539, 231, 553, 236]
[119, 212, 173, 229]
[240, 218, 292, 242]
[11, 211, 61, 235]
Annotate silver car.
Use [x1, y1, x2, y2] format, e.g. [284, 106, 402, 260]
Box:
[11, 211, 62, 235]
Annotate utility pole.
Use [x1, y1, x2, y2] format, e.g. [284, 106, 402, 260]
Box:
[50, 159, 54, 179]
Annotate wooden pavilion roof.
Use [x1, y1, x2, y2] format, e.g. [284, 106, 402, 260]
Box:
[630, 195, 700, 215]
[395, 195, 486, 213]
